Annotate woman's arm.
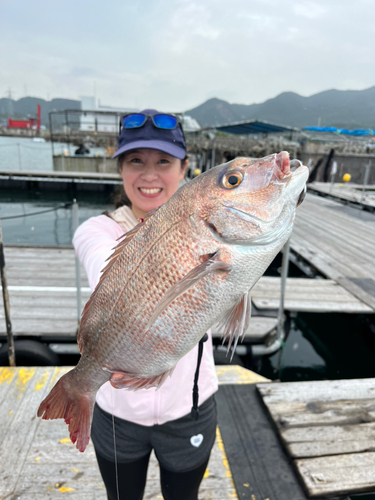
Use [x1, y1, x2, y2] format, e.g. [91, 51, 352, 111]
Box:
[73, 215, 125, 291]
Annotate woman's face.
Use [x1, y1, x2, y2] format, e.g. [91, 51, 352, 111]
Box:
[119, 148, 185, 219]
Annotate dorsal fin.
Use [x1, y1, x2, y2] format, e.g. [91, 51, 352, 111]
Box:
[77, 207, 160, 353]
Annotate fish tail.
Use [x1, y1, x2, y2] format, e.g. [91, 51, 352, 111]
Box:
[37, 369, 95, 453]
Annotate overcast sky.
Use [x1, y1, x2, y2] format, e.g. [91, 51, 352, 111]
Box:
[1, 0, 374, 111]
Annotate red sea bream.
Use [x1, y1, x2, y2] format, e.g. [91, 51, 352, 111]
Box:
[38, 151, 308, 451]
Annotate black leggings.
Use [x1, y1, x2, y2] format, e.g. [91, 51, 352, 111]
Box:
[95, 449, 209, 500]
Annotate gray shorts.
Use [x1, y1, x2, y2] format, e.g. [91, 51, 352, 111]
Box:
[91, 395, 217, 473]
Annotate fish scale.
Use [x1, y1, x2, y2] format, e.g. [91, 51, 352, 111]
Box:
[37, 152, 309, 452]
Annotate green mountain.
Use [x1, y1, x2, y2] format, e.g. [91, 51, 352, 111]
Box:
[185, 87, 375, 129]
[0, 97, 80, 125]
[2, 87, 375, 130]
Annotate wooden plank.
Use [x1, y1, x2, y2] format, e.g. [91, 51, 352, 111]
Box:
[258, 378, 375, 404]
[251, 277, 372, 313]
[308, 182, 375, 209]
[211, 316, 277, 341]
[257, 378, 375, 497]
[292, 195, 375, 291]
[295, 452, 375, 497]
[0, 319, 78, 335]
[281, 421, 375, 458]
[256, 398, 375, 428]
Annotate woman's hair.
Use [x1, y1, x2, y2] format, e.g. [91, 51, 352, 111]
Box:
[113, 152, 188, 209]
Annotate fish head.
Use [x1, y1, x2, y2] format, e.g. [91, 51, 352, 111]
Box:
[198, 151, 308, 246]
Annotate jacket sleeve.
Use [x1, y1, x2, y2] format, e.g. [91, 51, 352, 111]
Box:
[72, 215, 123, 291]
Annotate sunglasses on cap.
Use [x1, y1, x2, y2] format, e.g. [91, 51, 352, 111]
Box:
[121, 113, 181, 131]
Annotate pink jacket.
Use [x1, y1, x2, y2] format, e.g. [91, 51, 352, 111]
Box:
[73, 206, 218, 426]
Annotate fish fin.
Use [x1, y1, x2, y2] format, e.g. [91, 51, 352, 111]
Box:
[216, 292, 251, 361]
[37, 368, 96, 452]
[78, 207, 160, 347]
[145, 251, 232, 331]
[107, 367, 175, 391]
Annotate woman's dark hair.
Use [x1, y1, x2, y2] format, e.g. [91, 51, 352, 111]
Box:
[113, 152, 188, 208]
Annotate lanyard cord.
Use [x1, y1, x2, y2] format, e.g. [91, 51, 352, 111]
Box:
[191, 333, 208, 420]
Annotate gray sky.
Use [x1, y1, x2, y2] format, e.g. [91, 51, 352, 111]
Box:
[1, 0, 374, 111]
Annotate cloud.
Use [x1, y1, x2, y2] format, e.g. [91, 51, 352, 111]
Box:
[70, 67, 97, 78]
[0, 0, 374, 110]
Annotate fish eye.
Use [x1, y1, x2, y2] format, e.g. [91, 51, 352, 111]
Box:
[222, 171, 243, 189]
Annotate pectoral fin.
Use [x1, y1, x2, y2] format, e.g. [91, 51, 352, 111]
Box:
[146, 251, 231, 331]
[107, 368, 175, 391]
[216, 292, 251, 360]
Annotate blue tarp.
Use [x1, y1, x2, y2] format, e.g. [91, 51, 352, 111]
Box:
[305, 126, 374, 136]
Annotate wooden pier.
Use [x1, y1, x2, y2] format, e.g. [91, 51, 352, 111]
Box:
[0, 365, 265, 500]
[3, 365, 374, 499]
[308, 181, 375, 212]
[290, 192, 375, 311]
[0, 246, 372, 345]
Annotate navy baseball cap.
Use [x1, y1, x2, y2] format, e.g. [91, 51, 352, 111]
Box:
[113, 109, 186, 160]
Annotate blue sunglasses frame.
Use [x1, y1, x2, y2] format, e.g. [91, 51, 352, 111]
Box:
[120, 113, 181, 134]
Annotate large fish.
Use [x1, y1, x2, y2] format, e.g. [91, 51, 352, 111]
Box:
[38, 151, 308, 452]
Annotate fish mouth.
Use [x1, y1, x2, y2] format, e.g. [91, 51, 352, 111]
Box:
[284, 164, 309, 205]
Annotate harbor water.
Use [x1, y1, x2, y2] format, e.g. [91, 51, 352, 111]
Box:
[0, 136, 105, 171]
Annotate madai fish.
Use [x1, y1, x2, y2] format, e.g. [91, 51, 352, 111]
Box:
[38, 151, 308, 452]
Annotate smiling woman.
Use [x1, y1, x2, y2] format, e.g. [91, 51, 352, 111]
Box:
[71, 109, 217, 500]
[117, 148, 186, 219]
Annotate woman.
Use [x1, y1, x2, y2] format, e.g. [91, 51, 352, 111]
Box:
[73, 110, 218, 500]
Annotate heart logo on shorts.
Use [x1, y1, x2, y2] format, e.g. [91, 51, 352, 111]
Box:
[190, 434, 204, 448]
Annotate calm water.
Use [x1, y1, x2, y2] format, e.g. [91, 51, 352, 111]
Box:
[0, 136, 105, 171]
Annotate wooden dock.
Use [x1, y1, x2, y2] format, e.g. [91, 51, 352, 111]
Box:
[0, 247, 277, 344]
[0, 170, 122, 185]
[308, 181, 375, 211]
[258, 378, 375, 498]
[0, 365, 266, 500]
[0, 246, 371, 345]
[2, 366, 375, 499]
[291, 192, 375, 311]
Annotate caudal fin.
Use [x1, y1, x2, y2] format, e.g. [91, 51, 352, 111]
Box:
[37, 369, 95, 452]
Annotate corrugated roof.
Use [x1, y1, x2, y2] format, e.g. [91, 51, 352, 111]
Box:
[212, 119, 299, 135]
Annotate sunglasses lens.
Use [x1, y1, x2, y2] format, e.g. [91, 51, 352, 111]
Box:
[153, 114, 177, 129]
[123, 114, 147, 128]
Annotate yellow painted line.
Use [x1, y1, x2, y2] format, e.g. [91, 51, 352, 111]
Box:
[203, 468, 210, 478]
[58, 486, 75, 493]
[16, 368, 36, 392]
[0, 367, 15, 385]
[59, 438, 72, 445]
[216, 365, 269, 384]
[216, 427, 238, 499]
[34, 369, 50, 392]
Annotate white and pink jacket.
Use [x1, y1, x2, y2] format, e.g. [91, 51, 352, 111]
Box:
[73, 206, 218, 426]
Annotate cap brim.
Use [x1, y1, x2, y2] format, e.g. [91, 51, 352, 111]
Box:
[112, 140, 186, 160]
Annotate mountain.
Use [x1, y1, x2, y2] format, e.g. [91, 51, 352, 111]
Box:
[185, 87, 375, 129]
[0, 97, 80, 125]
